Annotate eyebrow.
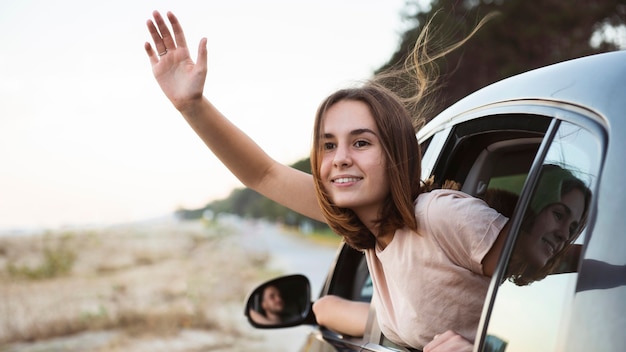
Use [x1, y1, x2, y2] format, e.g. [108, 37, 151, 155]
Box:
[322, 128, 378, 139]
[556, 202, 573, 216]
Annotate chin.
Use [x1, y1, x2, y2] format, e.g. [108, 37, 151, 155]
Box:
[525, 256, 549, 272]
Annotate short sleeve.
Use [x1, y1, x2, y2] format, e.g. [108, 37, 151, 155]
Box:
[417, 190, 508, 274]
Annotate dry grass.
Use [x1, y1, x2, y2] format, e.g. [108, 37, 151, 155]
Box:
[0, 219, 280, 351]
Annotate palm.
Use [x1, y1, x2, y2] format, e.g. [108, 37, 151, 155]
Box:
[145, 11, 207, 111]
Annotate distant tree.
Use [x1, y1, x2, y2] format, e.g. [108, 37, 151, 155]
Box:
[179, 0, 625, 226]
[178, 157, 328, 231]
[379, 0, 626, 120]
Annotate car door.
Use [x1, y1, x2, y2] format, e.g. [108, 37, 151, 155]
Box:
[301, 244, 372, 352]
[470, 107, 606, 351]
[305, 102, 607, 352]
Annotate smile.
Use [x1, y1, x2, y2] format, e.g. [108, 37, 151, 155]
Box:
[542, 238, 556, 255]
[332, 177, 363, 184]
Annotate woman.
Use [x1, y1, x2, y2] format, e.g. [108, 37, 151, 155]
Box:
[507, 164, 591, 285]
[142, 10, 546, 351]
[305, 86, 509, 349]
[314, 165, 591, 351]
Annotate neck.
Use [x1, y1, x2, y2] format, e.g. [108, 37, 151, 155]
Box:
[348, 201, 399, 250]
[376, 232, 394, 250]
[354, 207, 395, 250]
[266, 312, 281, 323]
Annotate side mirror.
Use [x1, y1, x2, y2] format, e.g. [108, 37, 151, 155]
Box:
[244, 274, 312, 329]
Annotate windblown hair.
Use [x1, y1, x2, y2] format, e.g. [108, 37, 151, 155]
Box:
[311, 85, 422, 249]
[309, 14, 496, 250]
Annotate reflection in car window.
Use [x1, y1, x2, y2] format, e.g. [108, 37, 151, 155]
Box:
[484, 120, 601, 352]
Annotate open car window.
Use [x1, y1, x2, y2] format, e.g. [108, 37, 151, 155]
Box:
[480, 117, 604, 352]
[425, 114, 550, 198]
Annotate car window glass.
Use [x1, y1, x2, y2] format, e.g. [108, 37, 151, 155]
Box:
[487, 173, 527, 195]
[482, 120, 601, 352]
[351, 256, 373, 302]
[360, 275, 373, 301]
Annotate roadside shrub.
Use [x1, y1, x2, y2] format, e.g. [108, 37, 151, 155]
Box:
[6, 234, 77, 280]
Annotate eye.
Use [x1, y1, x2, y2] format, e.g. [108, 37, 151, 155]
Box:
[323, 142, 336, 151]
[552, 210, 564, 221]
[354, 140, 371, 148]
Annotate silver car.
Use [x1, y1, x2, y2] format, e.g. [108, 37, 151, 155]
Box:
[245, 50, 626, 352]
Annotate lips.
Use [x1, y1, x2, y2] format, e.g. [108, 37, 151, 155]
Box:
[332, 177, 363, 184]
[542, 238, 556, 255]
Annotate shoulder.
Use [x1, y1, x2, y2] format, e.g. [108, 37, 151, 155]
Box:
[415, 190, 508, 271]
[416, 189, 487, 214]
[417, 189, 476, 201]
[415, 189, 506, 240]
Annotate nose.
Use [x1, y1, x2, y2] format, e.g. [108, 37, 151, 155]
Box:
[553, 223, 571, 250]
[333, 144, 352, 168]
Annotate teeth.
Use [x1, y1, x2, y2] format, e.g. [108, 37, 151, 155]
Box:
[543, 239, 555, 254]
[334, 177, 360, 184]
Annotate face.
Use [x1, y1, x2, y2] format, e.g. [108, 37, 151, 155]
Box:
[261, 285, 284, 314]
[318, 100, 390, 223]
[518, 188, 586, 269]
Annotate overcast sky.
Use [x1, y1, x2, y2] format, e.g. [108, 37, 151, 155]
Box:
[0, 0, 414, 230]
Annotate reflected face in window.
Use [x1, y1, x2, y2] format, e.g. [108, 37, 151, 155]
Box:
[262, 285, 285, 315]
[518, 188, 586, 270]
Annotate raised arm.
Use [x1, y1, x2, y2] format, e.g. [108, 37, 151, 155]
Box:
[144, 11, 323, 222]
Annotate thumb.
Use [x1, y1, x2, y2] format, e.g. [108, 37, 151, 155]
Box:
[196, 38, 208, 71]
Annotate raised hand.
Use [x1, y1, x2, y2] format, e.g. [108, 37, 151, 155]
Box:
[144, 11, 208, 113]
[142, 10, 322, 224]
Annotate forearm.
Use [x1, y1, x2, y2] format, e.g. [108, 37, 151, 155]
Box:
[179, 97, 323, 222]
[313, 296, 369, 337]
[180, 97, 273, 187]
[145, 11, 324, 223]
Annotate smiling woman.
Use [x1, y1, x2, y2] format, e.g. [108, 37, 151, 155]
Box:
[317, 99, 392, 243]
[143, 9, 502, 350]
[506, 165, 591, 286]
[481, 163, 593, 287]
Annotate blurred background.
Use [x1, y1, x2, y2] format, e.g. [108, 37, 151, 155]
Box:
[0, 0, 624, 350]
[1, 0, 624, 232]
[0, 0, 410, 232]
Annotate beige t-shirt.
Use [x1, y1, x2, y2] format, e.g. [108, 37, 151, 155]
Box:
[365, 190, 508, 349]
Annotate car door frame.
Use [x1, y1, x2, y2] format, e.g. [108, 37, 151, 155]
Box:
[461, 101, 608, 352]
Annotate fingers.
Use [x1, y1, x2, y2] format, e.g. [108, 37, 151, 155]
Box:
[152, 11, 176, 52]
[145, 10, 188, 60]
[146, 12, 167, 56]
[423, 330, 473, 352]
[144, 41, 158, 65]
[167, 11, 188, 50]
[196, 37, 208, 69]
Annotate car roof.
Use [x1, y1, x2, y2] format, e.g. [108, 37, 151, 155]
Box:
[418, 50, 626, 139]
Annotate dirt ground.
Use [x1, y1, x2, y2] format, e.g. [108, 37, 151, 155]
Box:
[0, 219, 306, 351]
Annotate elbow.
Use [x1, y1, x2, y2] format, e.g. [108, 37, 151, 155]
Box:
[312, 297, 327, 326]
[312, 295, 336, 327]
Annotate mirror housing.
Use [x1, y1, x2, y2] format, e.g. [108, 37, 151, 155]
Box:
[244, 274, 313, 329]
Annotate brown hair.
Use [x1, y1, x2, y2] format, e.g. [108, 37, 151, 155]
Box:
[507, 165, 592, 286]
[310, 85, 423, 249]
[309, 14, 497, 250]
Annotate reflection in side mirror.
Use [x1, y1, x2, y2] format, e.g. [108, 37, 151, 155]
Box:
[244, 274, 311, 329]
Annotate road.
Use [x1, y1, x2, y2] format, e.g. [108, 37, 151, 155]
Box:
[229, 217, 339, 294]
[221, 216, 340, 350]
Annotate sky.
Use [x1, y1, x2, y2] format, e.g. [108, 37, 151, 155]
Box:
[0, 0, 415, 231]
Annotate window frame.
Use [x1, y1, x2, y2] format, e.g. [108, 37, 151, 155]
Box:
[474, 104, 607, 352]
